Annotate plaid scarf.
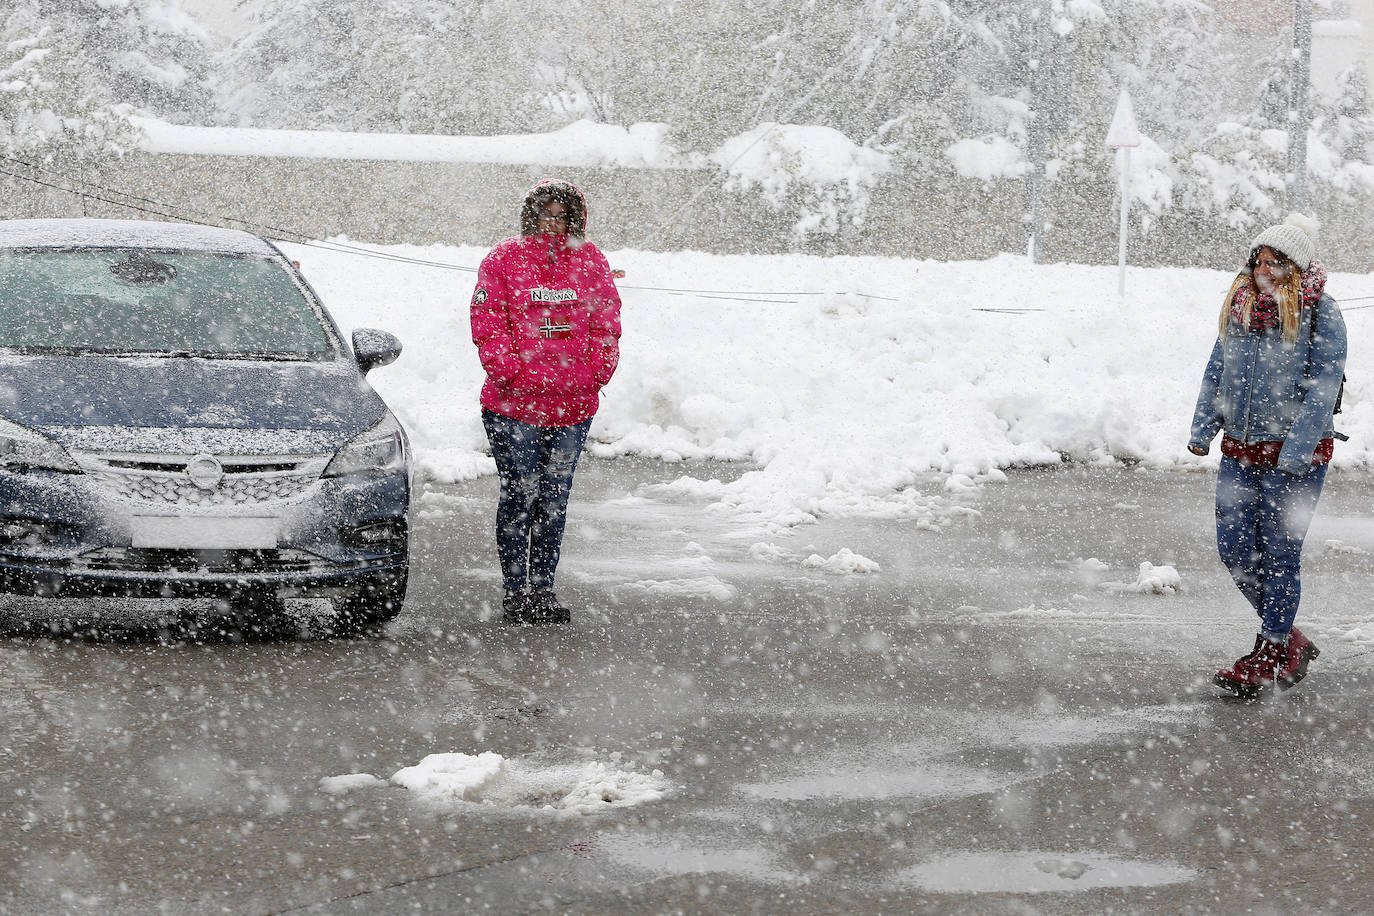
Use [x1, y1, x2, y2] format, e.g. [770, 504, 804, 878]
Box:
[1230, 259, 1327, 331]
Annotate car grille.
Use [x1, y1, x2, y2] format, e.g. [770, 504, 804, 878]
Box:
[74, 452, 330, 507]
[73, 547, 328, 574]
[90, 470, 317, 506]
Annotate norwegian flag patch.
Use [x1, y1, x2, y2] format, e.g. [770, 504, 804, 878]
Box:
[539, 315, 573, 339]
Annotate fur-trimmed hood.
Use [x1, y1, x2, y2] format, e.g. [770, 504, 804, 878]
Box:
[520, 178, 588, 238]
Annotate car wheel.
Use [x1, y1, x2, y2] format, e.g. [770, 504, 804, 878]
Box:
[332, 569, 408, 637]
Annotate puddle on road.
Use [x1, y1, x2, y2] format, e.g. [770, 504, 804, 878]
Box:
[733, 702, 1206, 805]
[738, 759, 1014, 802]
[595, 832, 797, 885]
[897, 851, 1196, 894]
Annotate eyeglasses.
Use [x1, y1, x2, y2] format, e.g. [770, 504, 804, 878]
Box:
[1254, 257, 1288, 272]
[536, 209, 569, 222]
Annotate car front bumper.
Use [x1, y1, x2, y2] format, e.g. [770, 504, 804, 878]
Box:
[0, 464, 409, 602]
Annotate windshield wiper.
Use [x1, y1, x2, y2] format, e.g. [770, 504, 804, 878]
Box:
[129, 350, 323, 361]
[0, 347, 324, 360]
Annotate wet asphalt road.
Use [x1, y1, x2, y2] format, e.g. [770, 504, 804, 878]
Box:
[3, 458, 1374, 914]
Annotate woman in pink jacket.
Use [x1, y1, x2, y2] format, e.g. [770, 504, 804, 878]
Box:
[470, 179, 622, 624]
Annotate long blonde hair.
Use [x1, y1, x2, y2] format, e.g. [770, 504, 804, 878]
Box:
[1218, 250, 1303, 343]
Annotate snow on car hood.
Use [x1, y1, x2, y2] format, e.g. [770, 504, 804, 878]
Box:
[0, 354, 385, 451]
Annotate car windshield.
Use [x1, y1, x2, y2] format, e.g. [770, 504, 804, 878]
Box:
[0, 248, 335, 358]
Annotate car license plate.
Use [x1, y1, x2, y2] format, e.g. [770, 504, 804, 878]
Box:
[131, 516, 280, 549]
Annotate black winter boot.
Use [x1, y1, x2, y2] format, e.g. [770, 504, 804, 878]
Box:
[502, 591, 534, 624]
[528, 590, 571, 624]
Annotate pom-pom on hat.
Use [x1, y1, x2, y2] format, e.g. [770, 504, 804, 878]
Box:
[1250, 213, 1319, 270]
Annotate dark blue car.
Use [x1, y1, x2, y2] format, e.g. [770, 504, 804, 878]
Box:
[0, 218, 410, 634]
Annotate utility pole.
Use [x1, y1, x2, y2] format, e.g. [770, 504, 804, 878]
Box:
[1286, 0, 1313, 211]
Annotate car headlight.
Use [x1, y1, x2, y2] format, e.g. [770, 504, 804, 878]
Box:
[323, 412, 407, 478]
[0, 416, 80, 473]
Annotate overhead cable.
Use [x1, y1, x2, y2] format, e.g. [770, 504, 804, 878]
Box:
[5, 154, 1368, 308]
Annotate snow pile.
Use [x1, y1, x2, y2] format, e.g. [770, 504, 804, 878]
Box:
[802, 548, 881, 575]
[323, 751, 672, 814]
[1103, 561, 1183, 595]
[390, 751, 506, 802]
[290, 241, 1372, 531]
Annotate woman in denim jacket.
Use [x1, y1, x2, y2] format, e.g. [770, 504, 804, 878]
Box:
[1188, 214, 1347, 697]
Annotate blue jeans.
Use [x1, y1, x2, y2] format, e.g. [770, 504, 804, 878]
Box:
[482, 409, 592, 595]
[1215, 456, 1328, 640]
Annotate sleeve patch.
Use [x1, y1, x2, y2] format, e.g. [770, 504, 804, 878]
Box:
[473, 288, 488, 305]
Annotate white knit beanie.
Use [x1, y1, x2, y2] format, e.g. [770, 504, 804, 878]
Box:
[1250, 213, 1319, 270]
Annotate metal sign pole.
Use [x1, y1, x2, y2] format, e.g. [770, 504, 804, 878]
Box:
[1117, 146, 1130, 298]
[1105, 90, 1141, 300]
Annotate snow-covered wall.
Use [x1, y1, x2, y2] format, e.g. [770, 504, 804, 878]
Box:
[4, 118, 1374, 270]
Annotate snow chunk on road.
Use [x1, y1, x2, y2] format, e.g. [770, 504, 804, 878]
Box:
[534, 761, 673, 814]
[391, 751, 506, 802]
[324, 752, 673, 814]
[802, 548, 881, 575]
[1103, 561, 1181, 595]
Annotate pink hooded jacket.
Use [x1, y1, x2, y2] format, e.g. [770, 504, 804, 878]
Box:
[470, 180, 622, 426]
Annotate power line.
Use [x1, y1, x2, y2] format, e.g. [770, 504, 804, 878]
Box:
[7, 153, 1370, 310]
[0, 156, 475, 273]
[0, 156, 912, 304]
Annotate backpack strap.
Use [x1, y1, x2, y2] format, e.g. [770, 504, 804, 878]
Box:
[1308, 296, 1345, 415]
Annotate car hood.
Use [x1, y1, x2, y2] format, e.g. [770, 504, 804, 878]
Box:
[0, 355, 385, 451]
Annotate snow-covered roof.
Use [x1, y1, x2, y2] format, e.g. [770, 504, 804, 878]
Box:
[0, 218, 279, 256]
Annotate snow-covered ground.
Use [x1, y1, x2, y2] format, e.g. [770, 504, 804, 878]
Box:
[288, 239, 1373, 530]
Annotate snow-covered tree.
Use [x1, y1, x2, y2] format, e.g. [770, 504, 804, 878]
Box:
[170, 0, 1374, 243]
[221, 0, 550, 135]
[550, 0, 777, 145]
[0, 0, 214, 161]
[1316, 62, 1372, 161]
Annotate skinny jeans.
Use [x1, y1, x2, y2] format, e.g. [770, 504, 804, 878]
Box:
[482, 409, 592, 595]
[1214, 456, 1327, 640]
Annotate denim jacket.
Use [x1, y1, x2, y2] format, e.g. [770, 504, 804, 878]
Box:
[1189, 293, 1347, 474]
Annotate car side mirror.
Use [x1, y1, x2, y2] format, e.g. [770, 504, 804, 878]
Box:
[352, 328, 402, 375]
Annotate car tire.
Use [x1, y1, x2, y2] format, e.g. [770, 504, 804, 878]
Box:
[332, 568, 408, 637]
